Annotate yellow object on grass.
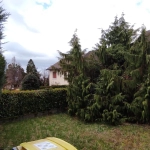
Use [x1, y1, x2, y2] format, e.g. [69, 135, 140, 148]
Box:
[13, 137, 77, 150]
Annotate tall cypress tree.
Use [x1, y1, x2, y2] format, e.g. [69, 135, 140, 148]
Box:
[91, 14, 150, 124]
[92, 13, 141, 124]
[58, 31, 94, 120]
[129, 28, 150, 123]
[26, 59, 38, 75]
[25, 59, 41, 87]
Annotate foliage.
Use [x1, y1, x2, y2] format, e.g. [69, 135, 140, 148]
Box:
[26, 59, 41, 86]
[58, 31, 95, 121]
[26, 59, 40, 77]
[21, 73, 40, 90]
[39, 86, 51, 90]
[58, 14, 150, 125]
[39, 85, 68, 90]
[58, 30, 86, 83]
[92, 13, 150, 124]
[0, 88, 67, 119]
[0, 2, 9, 96]
[51, 85, 68, 89]
[0, 2, 10, 48]
[0, 53, 5, 94]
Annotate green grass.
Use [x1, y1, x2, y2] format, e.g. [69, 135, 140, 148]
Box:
[1, 114, 150, 150]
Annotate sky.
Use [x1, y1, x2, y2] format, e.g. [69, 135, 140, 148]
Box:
[2, 0, 150, 72]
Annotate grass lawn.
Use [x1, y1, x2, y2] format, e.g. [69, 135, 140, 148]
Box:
[1, 113, 150, 150]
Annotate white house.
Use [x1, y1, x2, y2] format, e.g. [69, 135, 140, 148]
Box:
[47, 61, 68, 86]
[46, 51, 94, 86]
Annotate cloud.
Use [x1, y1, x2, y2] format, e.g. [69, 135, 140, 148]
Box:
[136, 0, 143, 6]
[4, 42, 46, 57]
[8, 10, 39, 33]
[36, 0, 52, 9]
[2, 0, 150, 71]
[3, 42, 55, 71]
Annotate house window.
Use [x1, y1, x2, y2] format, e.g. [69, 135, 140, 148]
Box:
[53, 71, 56, 78]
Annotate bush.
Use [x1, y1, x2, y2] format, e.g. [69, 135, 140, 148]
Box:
[39, 86, 51, 90]
[0, 88, 67, 119]
[21, 73, 40, 90]
[39, 85, 68, 90]
[51, 85, 68, 89]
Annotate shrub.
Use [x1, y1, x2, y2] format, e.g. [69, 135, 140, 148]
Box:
[51, 85, 68, 89]
[21, 73, 40, 90]
[0, 88, 67, 119]
[40, 86, 50, 89]
[40, 85, 68, 90]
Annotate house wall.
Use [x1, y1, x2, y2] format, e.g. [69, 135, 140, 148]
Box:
[49, 70, 68, 86]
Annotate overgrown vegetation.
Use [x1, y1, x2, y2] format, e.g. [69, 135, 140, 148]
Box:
[58, 14, 150, 124]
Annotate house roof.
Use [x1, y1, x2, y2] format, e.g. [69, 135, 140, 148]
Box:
[46, 61, 61, 70]
[84, 51, 93, 58]
[47, 51, 94, 70]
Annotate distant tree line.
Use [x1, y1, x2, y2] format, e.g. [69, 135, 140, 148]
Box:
[0, 2, 49, 92]
[4, 58, 49, 90]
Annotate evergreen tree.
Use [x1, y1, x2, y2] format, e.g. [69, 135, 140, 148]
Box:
[26, 59, 38, 75]
[58, 30, 86, 83]
[0, 53, 5, 92]
[0, 2, 9, 95]
[92, 13, 141, 124]
[21, 73, 40, 90]
[90, 13, 150, 124]
[128, 28, 150, 123]
[26, 59, 41, 84]
[58, 31, 94, 120]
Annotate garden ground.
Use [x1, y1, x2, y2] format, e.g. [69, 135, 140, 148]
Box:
[1, 113, 150, 150]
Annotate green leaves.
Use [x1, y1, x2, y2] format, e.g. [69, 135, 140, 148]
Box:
[0, 3, 9, 96]
[0, 89, 67, 119]
[21, 73, 40, 90]
[0, 53, 5, 95]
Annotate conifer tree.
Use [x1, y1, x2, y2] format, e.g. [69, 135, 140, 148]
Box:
[128, 28, 150, 123]
[92, 13, 140, 124]
[0, 53, 5, 92]
[26, 59, 41, 82]
[0, 2, 9, 95]
[26, 59, 38, 75]
[21, 73, 40, 90]
[58, 31, 94, 120]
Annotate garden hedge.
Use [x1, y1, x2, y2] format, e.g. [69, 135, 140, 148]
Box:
[40, 85, 68, 90]
[0, 88, 67, 119]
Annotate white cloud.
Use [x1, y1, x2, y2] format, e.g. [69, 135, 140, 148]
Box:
[2, 0, 150, 69]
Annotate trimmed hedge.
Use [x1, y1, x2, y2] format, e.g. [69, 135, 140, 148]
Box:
[40, 85, 68, 90]
[51, 85, 68, 89]
[0, 88, 67, 119]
